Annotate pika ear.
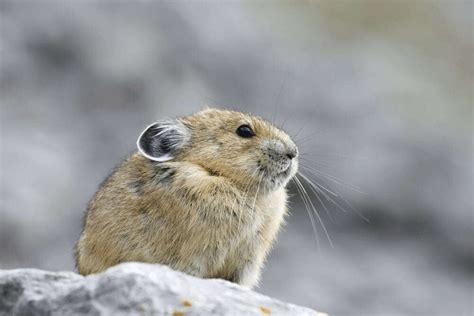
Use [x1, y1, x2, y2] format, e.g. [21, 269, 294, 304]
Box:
[137, 119, 190, 162]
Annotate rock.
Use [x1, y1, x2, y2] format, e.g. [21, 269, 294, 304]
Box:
[0, 262, 325, 316]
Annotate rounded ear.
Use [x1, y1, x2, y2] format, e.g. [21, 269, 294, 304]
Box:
[137, 119, 190, 162]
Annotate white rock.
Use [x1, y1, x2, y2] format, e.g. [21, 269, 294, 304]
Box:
[0, 262, 325, 316]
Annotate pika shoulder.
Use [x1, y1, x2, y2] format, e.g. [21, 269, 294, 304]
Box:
[75, 108, 298, 288]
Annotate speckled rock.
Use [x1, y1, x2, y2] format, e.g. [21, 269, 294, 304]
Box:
[0, 262, 325, 316]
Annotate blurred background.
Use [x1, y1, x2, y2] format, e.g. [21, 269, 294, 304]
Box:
[0, 1, 472, 315]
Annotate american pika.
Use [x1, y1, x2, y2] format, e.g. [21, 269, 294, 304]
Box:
[75, 108, 298, 287]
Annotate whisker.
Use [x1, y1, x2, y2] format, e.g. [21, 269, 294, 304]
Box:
[290, 120, 311, 141]
[300, 152, 356, 159]
[305, 176, 334, 222]
[299, 157, 338, 169]
[295, 175, 334, 248]
[294, 138, 316, 146]
[293, 130, 333, 146]
[251, 174, 264, 212]
[300, 164, 366, 194]
[297, 171, 338, 197]
[293, 177, 320, 251]
[334, 188, 370, 223]
[236, 169, 259, 231]
[298, 170, 370, 222]
[299, 171, 348, 214]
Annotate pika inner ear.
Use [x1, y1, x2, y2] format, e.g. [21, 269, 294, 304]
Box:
[137, 119, 190, 162]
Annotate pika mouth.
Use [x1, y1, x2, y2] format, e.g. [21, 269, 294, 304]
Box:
[258, 159, 296, 182]
[282, 159, 295, 172]
[275, 162, 295, 179]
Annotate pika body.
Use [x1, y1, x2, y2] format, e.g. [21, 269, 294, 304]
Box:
[75, 108, 299, 288]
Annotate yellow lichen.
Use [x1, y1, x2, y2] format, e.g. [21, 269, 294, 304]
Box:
[182, 299, 193, 308]
[259, 305, 272, 315]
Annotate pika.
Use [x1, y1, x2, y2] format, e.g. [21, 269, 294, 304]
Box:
[75, 108, 298, 288]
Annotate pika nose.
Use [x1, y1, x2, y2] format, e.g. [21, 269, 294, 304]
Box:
[286, 148, 298, 160]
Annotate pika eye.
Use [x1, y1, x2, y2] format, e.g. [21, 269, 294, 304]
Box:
[236, 124, 255, 138]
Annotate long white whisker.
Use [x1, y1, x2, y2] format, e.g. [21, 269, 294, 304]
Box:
[293, 177, 320, 251]
[301, 173, 334, 221]
[298, 172, 338, 197]
[299, 171, 348, 214]
[299, 169, 370, 222]
[295, 175, 334, 248]
[300, 152, 355, 159]
[299, 157, 338, 170]
[300, 164, 366, 194]
[335, 188, 370, 223]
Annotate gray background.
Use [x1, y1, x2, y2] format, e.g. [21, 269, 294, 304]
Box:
[0, 1, 472, 315]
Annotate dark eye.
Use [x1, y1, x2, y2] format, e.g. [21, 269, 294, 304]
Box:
[236, 124, 255, 138]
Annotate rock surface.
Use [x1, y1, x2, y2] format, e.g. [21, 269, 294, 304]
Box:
[0, 262, 324, 316]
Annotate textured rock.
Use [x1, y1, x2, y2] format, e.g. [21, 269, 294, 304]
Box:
[0, 262, 324, 316]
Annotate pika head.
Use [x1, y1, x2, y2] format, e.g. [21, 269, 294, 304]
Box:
[137, 108, 298, 193]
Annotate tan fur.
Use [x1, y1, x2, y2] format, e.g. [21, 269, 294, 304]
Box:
[75, 108, 298, 288]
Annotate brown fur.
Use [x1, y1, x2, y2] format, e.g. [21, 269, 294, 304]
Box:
[75, 108, 298, 287]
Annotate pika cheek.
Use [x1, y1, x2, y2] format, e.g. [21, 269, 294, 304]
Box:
[208, 143, 221, 154]
[257, 150, 271, 169]
[237, 152, 260, 173]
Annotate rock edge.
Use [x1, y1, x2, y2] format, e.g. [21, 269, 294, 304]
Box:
[0, 262, 326, 316]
